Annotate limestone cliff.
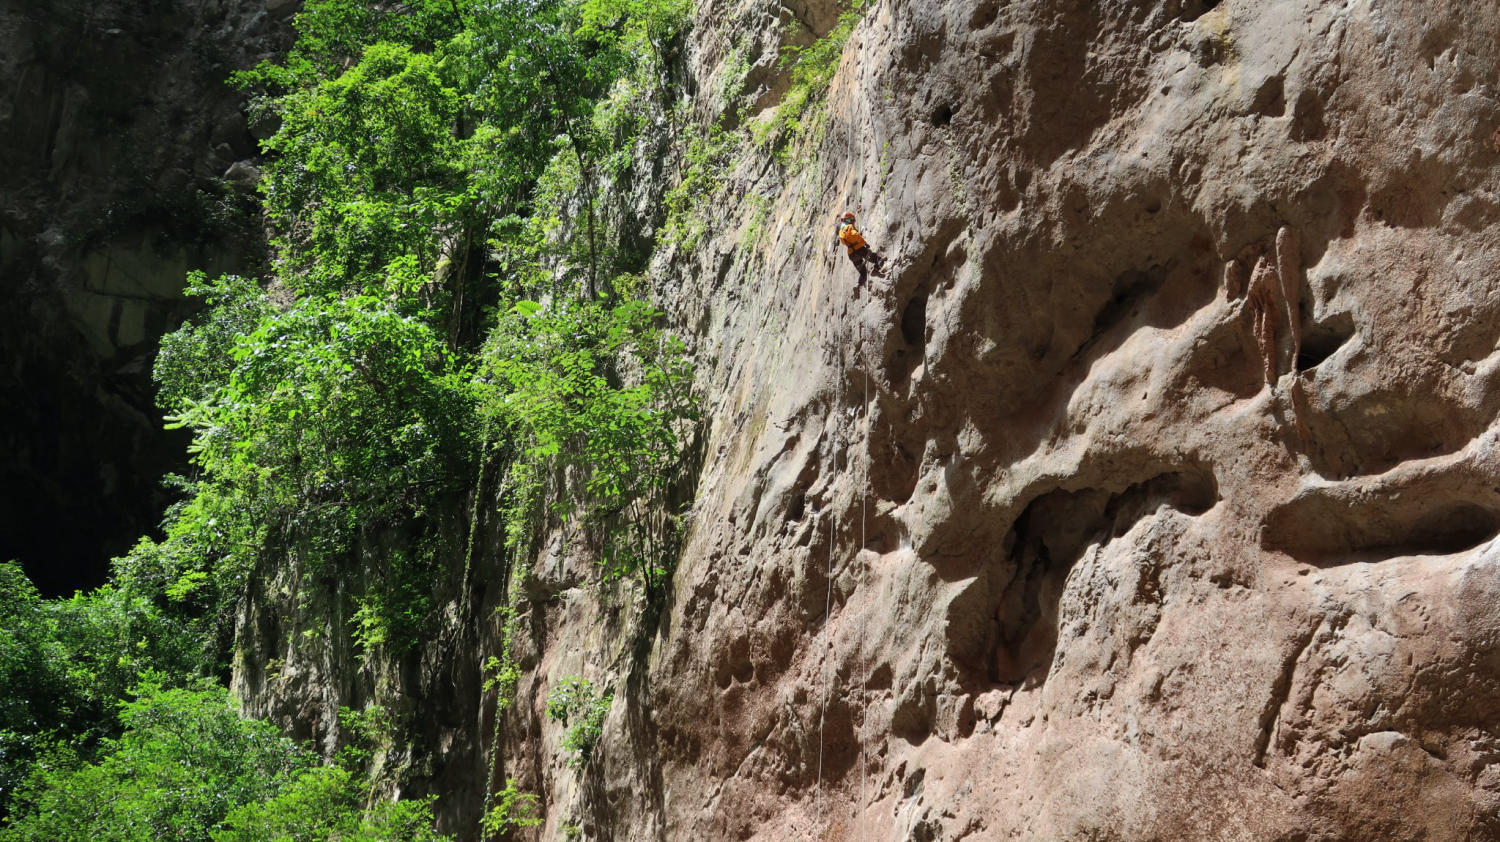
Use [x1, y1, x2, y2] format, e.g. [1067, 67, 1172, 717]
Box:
[222, 0, 1500, 839]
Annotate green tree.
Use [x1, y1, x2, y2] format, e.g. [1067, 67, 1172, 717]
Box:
[215, 766, 450, 842]
[0, 564, 201, 819]
[132, 1, 698, 835]
[1, 681, 312, 842]
[480, 294, 695, 594]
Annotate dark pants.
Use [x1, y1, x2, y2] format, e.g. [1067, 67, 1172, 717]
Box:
[848, 245, 886, 285]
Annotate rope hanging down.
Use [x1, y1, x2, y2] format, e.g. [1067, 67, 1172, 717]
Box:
[857, 324, 869, 826]
[814, 321, 872, 834]
[814, 316, 843, 828]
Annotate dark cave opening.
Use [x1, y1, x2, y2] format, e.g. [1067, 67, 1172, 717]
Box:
[0, 323, 191, 597]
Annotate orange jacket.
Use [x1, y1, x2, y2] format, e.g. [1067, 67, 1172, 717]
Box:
[838, 223, 868, 252]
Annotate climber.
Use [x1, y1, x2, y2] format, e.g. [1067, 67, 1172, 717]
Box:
[835, 212, 887, 286]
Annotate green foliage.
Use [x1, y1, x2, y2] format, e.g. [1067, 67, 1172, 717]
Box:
[742, 191, 775, 245]
[479, 293, 696, 592]
[109, 484, 264, 668]
[156, 278, 477, 657]
[481, 654, 521, 699]
[238, 0, 694, 301]
[660, 121, 737, 250]
[0, 663, 447, 840]
[165, 288, 476, 525]
[9, 0, 711, 837]
[134, 0, 697, 702]
[350, 570, 434, 656]
[215, 766, 450, 842]
[337, 704, 397, 761]
[257, 40, 468, 296]
[545, 677, 612, 769]
[237, 0, 470, 91]
[1, 679, 450, 842]
[0, 680, 313, 841]
[479, 779, 542, 837]
[0, 564, 201, 819]
[0, 563, 69, 816]
[139, 1, 698, 835]
[752, 0, 870, 151]
[156, 273, 274, 419]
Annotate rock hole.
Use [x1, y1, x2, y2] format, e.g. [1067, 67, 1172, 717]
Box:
[1264, 497, 1500, 565]
[1079, 265, 1167, 355]
[1252, 75, 1286, 117]
[1296, 312, 1355, 371]
[891, 681, 934, 744]
[902, 766, 925, 798]
[1300, 387, 1473, 479]
[901, 288, 929, 348]
[716, 635, 753, 688]
[931, 103, 954, 127]
[784, 491, 806, 523]
[888, 286, 930, 388]
[1394, 504, 1493, 555]
[1177, 0, 1222, 21]
[984, 467, 1219, 685]
[1289, 89, 1327, 142]
[1382, 505, 1499, 556]
[1144, 197, 1162, 214]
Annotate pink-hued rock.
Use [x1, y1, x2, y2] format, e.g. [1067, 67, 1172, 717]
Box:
[530, 0, 1500, 838]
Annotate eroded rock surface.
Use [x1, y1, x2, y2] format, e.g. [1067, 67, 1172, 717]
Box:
[540, 1, 1500, 839]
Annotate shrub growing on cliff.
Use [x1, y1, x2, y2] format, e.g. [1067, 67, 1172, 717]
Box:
[753, 0, 871, 152]
[478, 780, 543, 837]
[545, 677, 613, 769]
[215, 766, 450, 842]
[479, 293, 696, 593]
[132, 0, 697, 834]
[155, 277, 478, 655]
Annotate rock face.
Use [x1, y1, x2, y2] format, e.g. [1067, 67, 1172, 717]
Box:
[220, 0, 1500, 839]
[515, 0, 1500, 839]
[0, 0, 285, 593]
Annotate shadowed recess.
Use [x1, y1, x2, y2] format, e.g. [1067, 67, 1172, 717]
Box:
[1263, 494, 1500, 565]
[944, 466, 1219, 690]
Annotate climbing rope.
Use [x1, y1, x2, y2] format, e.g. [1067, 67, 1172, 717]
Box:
[857, 322, 869, 829]
[815, 317, 874, 834]
[813, 308, 843, 831]
[815, 506, 834, 829]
